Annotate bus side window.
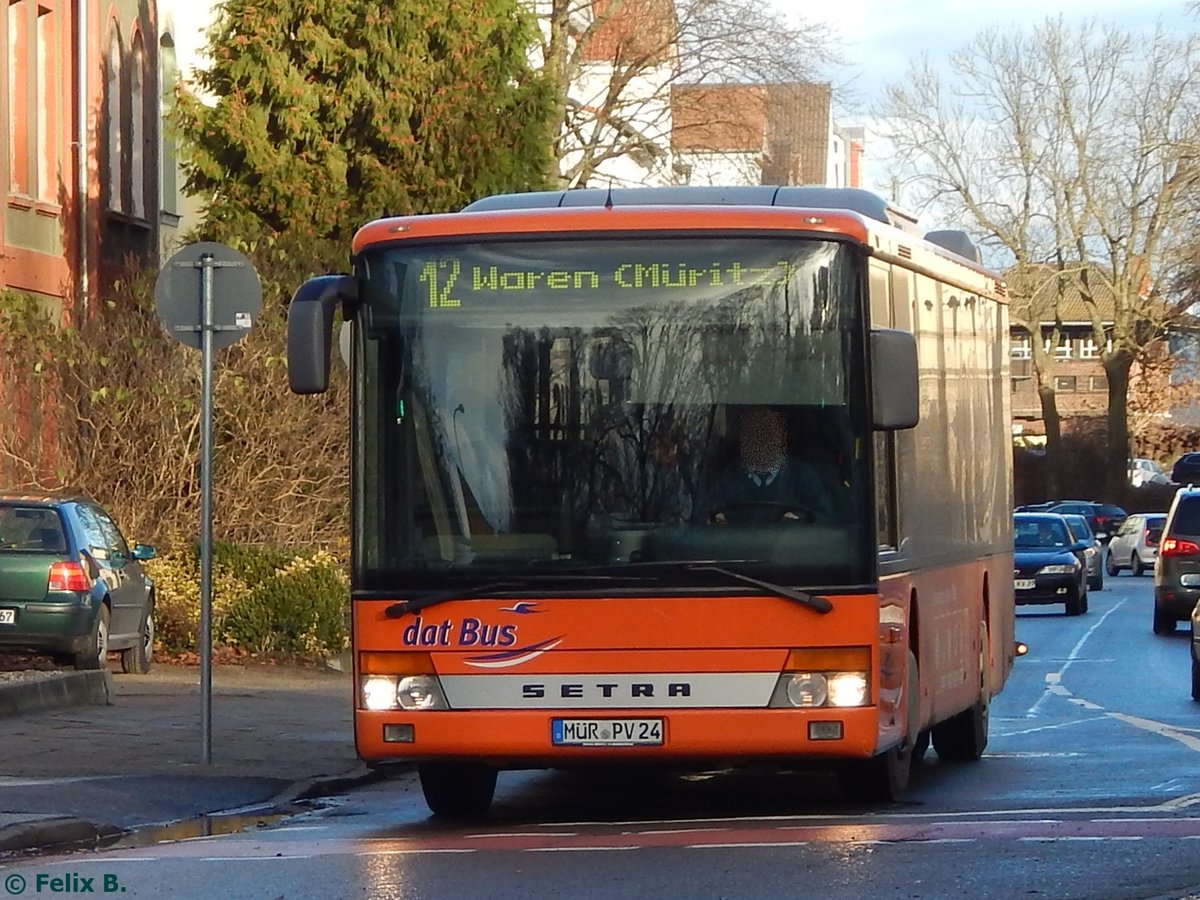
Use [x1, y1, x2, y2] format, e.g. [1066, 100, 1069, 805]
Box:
[875, 431, 898, 551]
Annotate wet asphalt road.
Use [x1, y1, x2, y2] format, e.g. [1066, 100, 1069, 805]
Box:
[5, 573, 1200, 899]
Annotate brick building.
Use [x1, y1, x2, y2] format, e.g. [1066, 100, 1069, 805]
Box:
[1009, 268, 1116, 435]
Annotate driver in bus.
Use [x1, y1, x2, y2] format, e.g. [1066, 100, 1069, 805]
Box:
[698, 406, 834, 525]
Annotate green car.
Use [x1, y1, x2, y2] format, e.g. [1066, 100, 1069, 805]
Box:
[0, 494, 156, 672]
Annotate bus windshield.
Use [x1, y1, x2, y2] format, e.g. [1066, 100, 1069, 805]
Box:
[354, 236, 872, 591]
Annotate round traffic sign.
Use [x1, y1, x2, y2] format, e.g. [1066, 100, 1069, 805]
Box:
[154, 242, 262, 350]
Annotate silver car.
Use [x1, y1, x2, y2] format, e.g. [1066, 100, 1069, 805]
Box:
[1063, 513, 1103, 591]
[1106, 512, 1167, 577]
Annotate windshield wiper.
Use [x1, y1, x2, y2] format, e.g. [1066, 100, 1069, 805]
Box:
[385, 581, 522, 618]
[382, 574, 646, 618]
[380, 563, 831, 618]
[687, 564, 833, 615]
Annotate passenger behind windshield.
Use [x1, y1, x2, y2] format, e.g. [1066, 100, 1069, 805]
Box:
[697, 406, 834, 525]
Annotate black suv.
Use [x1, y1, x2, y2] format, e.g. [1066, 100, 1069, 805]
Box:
[1173, 453, 1200, 486]
[1154, 486, 1200, 634]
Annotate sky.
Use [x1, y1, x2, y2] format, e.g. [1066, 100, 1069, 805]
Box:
[790, 0, 1195, 197]
[806, 0, 1193, 105]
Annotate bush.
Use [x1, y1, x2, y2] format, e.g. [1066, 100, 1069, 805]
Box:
[222, 552, 349, 658]
[146, 544, 347, 658]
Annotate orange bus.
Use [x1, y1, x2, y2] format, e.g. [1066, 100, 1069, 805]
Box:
[287, 186, 1016, 817]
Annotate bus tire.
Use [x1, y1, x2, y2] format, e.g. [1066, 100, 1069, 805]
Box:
[418, 762, 497, 818]
[933, 622, 990, 761]
[842, 649, 918, 802]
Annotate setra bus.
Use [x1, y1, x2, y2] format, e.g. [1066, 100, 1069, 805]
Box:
[286, 186, 1016, 816]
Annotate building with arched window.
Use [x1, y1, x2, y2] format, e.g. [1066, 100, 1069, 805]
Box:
[1, 0, 158, 317]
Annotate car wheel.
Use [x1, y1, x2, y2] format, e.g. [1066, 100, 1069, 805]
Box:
[1153, 607, 1175, 635]
[419, 763, 498, 818]
[1090, 570, 1103, 592]
[120, 603, 154, 675]
[1105, 551, 1118, 576]
[1132, 553, 1145, 577]
[1192, 657, 1200, 702]
[1065, 586, 1084, 616]
[74, 603, 110, 670]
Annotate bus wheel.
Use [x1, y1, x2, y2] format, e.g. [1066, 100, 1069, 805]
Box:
[841, 650, 919, 802]
[418, 763, 497, 818]
[933, 622, 990, 761]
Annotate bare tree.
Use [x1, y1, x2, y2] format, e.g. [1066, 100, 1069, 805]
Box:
[533, 0, 839, 187]
[878, 17, 1200, 497]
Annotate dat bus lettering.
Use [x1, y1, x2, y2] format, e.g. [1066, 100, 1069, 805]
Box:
[401, 615, 517, 648]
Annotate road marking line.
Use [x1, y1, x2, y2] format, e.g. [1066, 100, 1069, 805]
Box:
[691, 842, 813, 849]
[466, 832, 579, 839]
[357, 849, 476, 856]
[995, 718, 1106, 738]
[200, 855, 309, 861]
[524, 846, 640, 852]
[1108, 713, 1200, 753]
[1028, 600, 1125, 717]
[639, 828, 731, 836]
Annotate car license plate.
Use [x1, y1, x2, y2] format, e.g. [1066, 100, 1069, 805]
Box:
[0, 609, 14, 625]
[1014, 579, 1036, 590]
[552, 718, 664, 747]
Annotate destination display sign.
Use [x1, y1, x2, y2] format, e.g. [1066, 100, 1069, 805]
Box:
[416, 256, 803, 309]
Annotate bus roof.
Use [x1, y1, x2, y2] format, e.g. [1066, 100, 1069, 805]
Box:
[353, 186, 1003, 296]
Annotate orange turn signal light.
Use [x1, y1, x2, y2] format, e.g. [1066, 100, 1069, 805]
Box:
[359, 651, 435, 676]
[784, 647, 871, 671]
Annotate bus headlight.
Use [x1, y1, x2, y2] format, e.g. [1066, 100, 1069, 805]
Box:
[785, 673, 828, 708]
[360, 674, 448, 711]
[397, 675, 447, 710]
[362, 675, 400, 711]
[826, 671, 870, 707]
[769, 647, 873, 709]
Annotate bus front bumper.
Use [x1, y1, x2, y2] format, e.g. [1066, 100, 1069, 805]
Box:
[356, 707, 885, 768]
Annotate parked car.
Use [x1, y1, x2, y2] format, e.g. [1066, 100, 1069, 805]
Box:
[1018, 500, 1127, 543]
[0, 494, 156, 672]
[1153, 487, 1200, 635]
[1062, 513, 1103, 591]
[1106, 512, 1166, 577]
[1013, 512, 1089, 616]
[1092, 503, 1129, 539]
[1171, 453, 1200, 486]
[1129, 458, 1171, 487]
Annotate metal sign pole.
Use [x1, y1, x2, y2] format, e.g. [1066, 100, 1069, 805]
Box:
[153, 241, 261, 766]
[199, 254, 215, 764]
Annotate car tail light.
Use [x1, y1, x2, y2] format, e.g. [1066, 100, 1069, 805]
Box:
[1160, 538, 1200, 557]
[48, 561, 92, 592]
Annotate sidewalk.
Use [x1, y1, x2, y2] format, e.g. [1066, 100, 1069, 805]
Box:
[0, 661, 377, 854]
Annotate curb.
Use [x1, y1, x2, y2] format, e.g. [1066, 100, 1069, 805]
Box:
[0, 817, 124, 854]
[0, 766, 390, 857]
[0, 670, 114, 718]
[267, 765, 389, 806]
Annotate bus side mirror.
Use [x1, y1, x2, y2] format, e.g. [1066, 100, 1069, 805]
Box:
[871, 328, 919, 430]
[288, 275, 356, 394]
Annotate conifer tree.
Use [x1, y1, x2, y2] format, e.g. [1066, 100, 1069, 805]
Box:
[174, 0, 554, 265]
